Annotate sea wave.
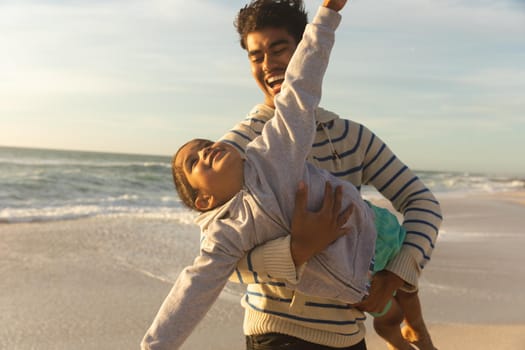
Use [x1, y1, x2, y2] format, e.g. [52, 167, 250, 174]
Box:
[363, 171, 524, 199]
[0, 205, 197, 224]
[1, 146, 523, 224]
[0, 158, 171, 169]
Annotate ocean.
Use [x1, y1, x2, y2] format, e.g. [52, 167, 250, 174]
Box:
[1, 145, 524, 224]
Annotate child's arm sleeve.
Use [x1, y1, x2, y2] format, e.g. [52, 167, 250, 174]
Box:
[141, 245, 238, 350]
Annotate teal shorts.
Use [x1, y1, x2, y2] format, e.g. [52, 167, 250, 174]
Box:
[366, 202, 406, 273]
[365, 202, 405, 318]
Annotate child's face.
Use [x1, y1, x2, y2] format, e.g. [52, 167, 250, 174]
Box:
[175, 139, 244, 211]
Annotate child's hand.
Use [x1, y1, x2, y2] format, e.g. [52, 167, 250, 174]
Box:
[322, 0, 347, 12]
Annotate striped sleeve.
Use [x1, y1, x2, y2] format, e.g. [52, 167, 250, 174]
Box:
[219, 105, 273, 154]
[228, 236, 298, 287]
[360, 125, 442, 287]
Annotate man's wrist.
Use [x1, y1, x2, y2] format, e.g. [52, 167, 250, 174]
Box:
[290, 239, 309, 267]
[385, 248, 421, 288]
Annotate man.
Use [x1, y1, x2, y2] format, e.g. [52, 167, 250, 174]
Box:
[221, 1, 442, 349]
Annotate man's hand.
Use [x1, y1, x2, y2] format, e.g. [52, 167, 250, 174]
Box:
[290, 181, 353, 266]
[353, 270, 405, 313]
[323, 0, 347, 12]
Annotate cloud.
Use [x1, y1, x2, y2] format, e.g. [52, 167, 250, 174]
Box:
[347, 0, 525, 33]
[0, 0, 242, 100]
[457, 68, 525, 89]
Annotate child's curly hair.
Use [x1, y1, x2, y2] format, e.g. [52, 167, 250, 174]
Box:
[235, 0, 308, 50]
[171, 140, 201, 211]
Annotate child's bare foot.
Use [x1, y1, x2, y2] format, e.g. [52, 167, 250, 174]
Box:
[401, 324, 438, 350]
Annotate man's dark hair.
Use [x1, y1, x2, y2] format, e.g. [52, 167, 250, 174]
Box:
[235, 0, 308, 50]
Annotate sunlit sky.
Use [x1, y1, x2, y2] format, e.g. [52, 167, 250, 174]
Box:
[1, 0, 524, 175]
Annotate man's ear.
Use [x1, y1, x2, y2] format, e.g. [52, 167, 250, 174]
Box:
[194, 192, 215, 211]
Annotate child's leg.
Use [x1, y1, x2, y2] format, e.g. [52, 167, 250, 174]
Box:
[373, 298, 412, 350]
[396, 289, 437, 350]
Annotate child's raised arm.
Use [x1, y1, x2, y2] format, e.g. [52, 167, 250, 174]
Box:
[245, 4, 343, 210]
[323, 0, 347, 12]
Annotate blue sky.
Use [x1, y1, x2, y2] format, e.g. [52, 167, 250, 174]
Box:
[1, 0, 524, 175]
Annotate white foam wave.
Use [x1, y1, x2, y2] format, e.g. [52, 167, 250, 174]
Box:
[0, 158, 171, 168]
[0, 205, 196, 224]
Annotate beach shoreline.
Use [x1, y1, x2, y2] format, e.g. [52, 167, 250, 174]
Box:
[1, 191, 525, 349]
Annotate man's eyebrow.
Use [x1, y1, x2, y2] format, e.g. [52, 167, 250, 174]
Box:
[248, 39, 290, 56]
[269, 39, 291, 48]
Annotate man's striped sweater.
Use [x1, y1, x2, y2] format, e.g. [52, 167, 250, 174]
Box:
[220, 103, 442, 347]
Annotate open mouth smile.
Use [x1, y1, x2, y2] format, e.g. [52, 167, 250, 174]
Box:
[266, 74, 285, 92]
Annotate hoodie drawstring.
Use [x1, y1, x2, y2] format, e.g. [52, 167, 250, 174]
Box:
[316, 121, 342, 169]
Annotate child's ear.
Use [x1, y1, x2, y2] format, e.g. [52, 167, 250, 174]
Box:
[194, 193, 215, 211]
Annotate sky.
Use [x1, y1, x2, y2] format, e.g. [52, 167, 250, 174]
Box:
[1, 0, 524, 176]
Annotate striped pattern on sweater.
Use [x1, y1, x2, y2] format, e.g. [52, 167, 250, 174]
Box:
[221, 103, 442, 280]
[220, 104, 442, 347]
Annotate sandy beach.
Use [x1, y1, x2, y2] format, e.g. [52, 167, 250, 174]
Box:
[1, 191, 525, 350]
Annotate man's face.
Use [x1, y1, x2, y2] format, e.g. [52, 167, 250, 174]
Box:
[245, 27, 298, 108]
[175, 140, 244, 210]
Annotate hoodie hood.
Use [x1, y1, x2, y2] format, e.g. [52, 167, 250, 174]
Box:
[250, 104, 340, 124]
[315, 106, 340, 123]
